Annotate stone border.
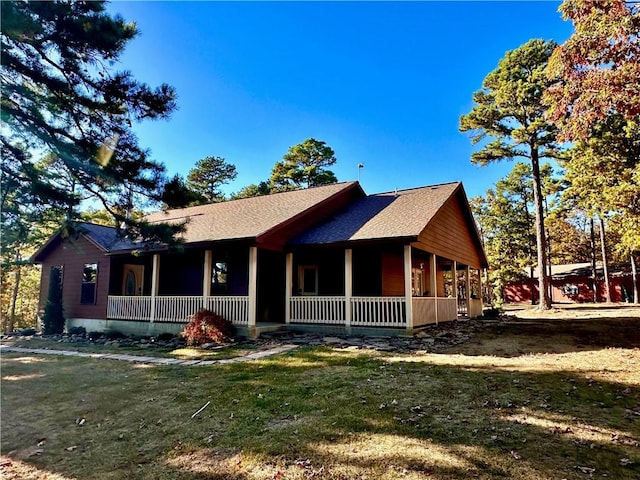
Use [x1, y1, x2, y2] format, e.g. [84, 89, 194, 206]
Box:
[0, 344, 299, 366]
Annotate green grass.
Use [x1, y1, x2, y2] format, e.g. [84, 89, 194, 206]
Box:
[2, 313, 639, 479]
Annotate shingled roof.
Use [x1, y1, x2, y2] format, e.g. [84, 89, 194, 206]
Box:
[292, 182, 462, 245]
[144, 181, 362, 245]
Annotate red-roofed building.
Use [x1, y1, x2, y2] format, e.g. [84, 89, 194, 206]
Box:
[34, 181, 488, 337]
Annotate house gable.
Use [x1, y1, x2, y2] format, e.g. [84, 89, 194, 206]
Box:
[416, 187, 487, 269]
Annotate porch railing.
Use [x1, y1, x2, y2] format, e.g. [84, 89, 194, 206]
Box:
[351, 296, 406, 327]
[107, 295, 250, 325]
[290, 296, 346, 324]
[412, 297, 458, 326]
[289, 296, 407, 328]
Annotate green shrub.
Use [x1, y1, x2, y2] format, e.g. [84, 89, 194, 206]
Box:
[181, 309, 235, 346]
[42, 266, 65, 335]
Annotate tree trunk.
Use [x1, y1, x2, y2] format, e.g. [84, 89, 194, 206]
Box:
[599, 216, 611, 303]
[590, 217, 598, 302]
[632, 255, 639, 304]
[531, 150, 551, 309]
[8, 251, 22, 334]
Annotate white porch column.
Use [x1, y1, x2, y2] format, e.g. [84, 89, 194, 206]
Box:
[203, 249, 212, 308]
[345, 248, 353, 333]
[431, 253, 438, 325]
[452, 261, 458, 319]
[466, 265, 472, 317]
[248, 246, 258, 328]
[404, 245, 413, 332]
[285, 253, 293, 324]
[150, 253, 160, 323]
[478, 267, 483, 310]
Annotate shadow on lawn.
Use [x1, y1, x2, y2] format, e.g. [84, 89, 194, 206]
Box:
[448, 316, 640, 357]
[2, 328, 639, 480]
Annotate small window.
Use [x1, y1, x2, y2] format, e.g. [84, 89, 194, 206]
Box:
[81, 263, 98, 304]
[212, 262, 228, 286]
[298, 265, 318, 295]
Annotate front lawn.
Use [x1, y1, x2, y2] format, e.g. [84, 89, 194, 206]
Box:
[1, 309, 639, 479]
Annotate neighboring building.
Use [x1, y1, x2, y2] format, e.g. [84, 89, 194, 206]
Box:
[34, 181, 488, 337]
[503, 263, 637, 304]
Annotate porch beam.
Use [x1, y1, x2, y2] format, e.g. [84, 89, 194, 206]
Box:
[285, 253, 293, 324]
[431, 253, 438, 325]
[150, 253, 160, 323]
[203, 250, 212, 307]
[345, 248, 353, 333]
[404, 245, 413, 332]
[248, 246, 258, 328]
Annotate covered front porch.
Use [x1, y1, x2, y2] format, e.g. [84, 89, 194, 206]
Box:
[105, 243, 484, 335]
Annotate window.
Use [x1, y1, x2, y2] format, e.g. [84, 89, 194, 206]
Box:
[298, 265, 318, 295]
[212, 262, 228, 286]
[81, 263, 98, 304]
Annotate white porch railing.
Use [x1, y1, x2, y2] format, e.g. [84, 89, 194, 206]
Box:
[290, 296, 346, 324]
[205, 296, 250, 325]
[108, 296, 152, 321]
[469, 298, 484, 318]
[289, 296, 407, 328]
[107, 295, 250, 325]
[351, 296, 406, 327]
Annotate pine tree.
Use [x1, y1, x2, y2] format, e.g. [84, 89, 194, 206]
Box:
[1, 1, 182, 243]
[270, 138, 338, 191]
[460, 39, 564, 310]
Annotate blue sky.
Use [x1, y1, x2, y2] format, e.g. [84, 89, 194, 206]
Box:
[107, 1, 573, 199]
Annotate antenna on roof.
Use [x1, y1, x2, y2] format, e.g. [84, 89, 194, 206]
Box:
[357, 163, 364, 182]
[394, 187, 398, 196]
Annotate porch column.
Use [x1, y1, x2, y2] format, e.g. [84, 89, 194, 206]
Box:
[248, 246, 258, 328]
[150, 253, 160, 323]
[404, 245, 413, 332]
[452, 261, 458, 319]
[478, 268, 483, 312]
[203, 249, 212, 308]
[285, 253, 293, 324]
[466, 265, 472, 317]
[345, 248, 353, 333]
[431, 253, 438, 325]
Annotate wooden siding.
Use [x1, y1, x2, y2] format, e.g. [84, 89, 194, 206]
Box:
[381, 250, 404, 296]
[38, 235, 109, 320]
[417, 191, 485, 269]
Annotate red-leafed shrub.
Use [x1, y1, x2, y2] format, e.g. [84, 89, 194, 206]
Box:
[181, 309, 235, 346]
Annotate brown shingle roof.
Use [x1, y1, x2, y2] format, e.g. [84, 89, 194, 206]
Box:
[144, 182, 360, 244]
[293, 182, 462, 244]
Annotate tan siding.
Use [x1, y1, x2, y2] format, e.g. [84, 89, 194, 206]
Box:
[381, 251, 404, 296]
[417, 193, 484, 269]
[39, 235, 109, 321]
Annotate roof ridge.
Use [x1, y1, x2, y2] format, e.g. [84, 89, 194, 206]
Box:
[150, 181, 358, 218]
[372, 181, 460, 196]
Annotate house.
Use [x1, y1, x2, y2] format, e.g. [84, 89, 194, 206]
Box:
[34, 181, 488, 337]
[503, 262, 637, 304]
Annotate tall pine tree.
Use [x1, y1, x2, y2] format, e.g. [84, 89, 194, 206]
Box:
[1, 1, 182, 243]
[460, 39, 564, 310]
